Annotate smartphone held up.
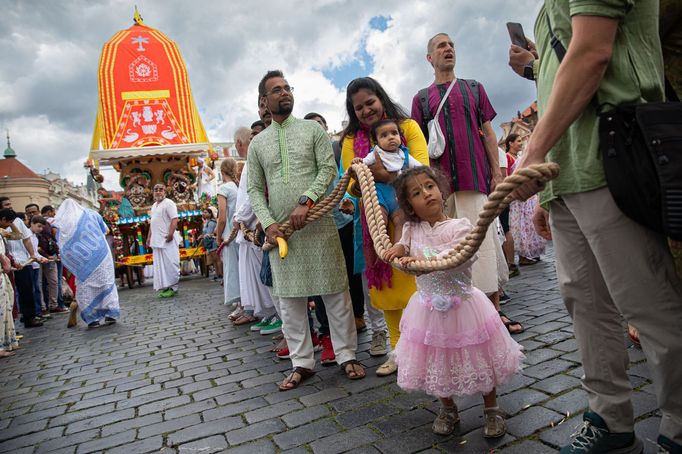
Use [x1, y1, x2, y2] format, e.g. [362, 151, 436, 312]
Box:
[506, 22, 529, 50]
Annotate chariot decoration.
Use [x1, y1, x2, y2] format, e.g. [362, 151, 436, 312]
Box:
[88, 9, 215, 287]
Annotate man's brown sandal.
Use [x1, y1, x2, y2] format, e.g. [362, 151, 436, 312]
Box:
[498, 311, 524, 334]
[233, 314, 256, 326]
[279, 367, 315, 391]
[340, 359, 366, 380]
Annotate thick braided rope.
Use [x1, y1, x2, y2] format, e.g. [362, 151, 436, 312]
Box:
[354, 162, 559, 273]
[220, 222, 261, 249]
[239, 222, 261, 246]
[262, 162, 559, 273]
[222, 225, 239, 247]
[261, 172, 352, 251]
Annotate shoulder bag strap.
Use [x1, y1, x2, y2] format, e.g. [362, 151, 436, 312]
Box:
[434, 80, 457, 120]
[546, 15, 567, 63]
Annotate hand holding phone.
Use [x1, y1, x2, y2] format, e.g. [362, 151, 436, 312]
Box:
[506, 22, 529, 50]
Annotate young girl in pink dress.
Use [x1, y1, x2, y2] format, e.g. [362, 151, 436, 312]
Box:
[383, 166, 524, 439]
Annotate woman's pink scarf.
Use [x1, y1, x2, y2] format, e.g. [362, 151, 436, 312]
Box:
[353, 123, 406, 290]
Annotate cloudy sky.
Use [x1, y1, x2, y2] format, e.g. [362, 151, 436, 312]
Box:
[0, 0, 541, 189]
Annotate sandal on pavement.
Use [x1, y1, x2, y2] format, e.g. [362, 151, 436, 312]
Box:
[340, 359, 366, 380]
[432, 405, 460, 435]
[233, 314, 257, 326]
[498, 311, 524, 335]
[228, 307, 244, 321]
[518, 257, 538, 266]
[483, 407, 507, 438]
[278, 367, 315, 391]
[376, 357, 398, 376]
[272, 338, 288, 354]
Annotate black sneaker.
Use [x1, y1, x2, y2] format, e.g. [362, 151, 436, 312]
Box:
[104, 317, 117, 325]
[658, 435, 682, 454]
[88, 321, 100, 328]
[560, 411, 643, 454]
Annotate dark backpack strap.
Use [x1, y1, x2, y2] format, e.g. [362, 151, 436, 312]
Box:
[547, 16, 567, 63]
[418, 88, 431, 140]
[462, 79, 484, 128]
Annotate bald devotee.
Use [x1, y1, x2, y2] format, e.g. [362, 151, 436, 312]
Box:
[247, 70, 363, 390]
[146, 184, 180, 298]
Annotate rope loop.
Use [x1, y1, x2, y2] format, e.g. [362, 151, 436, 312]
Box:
[260, 162, 559, 273]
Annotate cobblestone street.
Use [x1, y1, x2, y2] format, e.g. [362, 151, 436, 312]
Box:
[0, 247, 662, 453]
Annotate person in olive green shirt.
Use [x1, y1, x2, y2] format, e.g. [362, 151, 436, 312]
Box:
[509, 1, 682, 453]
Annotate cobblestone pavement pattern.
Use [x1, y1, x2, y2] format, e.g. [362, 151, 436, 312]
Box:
[0, 247, 662, 453]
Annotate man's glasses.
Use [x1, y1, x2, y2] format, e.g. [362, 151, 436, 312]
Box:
[153, 188, 165, 192]
[266, 85, 294, 96]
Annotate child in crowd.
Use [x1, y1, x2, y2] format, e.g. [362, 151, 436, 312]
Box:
[198, 207, 221, 280]
[357, 119, 422, 242]
[27, 215, 48, 320]
[383, 167, 524, 439]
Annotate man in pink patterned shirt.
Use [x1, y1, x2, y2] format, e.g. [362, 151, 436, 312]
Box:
[411, 33, 522, 334]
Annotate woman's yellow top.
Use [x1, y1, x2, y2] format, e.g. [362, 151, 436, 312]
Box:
[341, 118, 428, 310]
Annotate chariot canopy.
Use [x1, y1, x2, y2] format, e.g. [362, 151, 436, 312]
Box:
[89, 9, 210, 165]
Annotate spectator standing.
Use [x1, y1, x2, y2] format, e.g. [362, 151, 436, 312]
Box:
[510, 1, 682, 451]
[411, 33, 522, 335]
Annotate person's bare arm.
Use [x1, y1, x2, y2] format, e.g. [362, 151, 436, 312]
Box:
[216, 194, 227, 242]
[23, 238, 36, 257]
[205, 166, 215, 182]
[2, 223, 23, 240]
[513, 15, 619, 199]
[166, 218, 179, 242]
[481, 121, 503, 191]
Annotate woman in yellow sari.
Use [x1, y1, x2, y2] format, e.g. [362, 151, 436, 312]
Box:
[341, 77, 428, 375]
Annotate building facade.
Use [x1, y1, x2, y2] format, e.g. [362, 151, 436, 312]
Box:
[0, 134, 97, 211]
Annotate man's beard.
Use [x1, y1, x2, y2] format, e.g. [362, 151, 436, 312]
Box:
[272, 100, 293, 115]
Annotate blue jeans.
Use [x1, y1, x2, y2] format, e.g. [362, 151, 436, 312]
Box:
[30, 267, 43, 315]
[56, 260, 64, 307]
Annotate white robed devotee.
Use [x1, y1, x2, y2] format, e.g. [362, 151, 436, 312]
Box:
[233, 162, 274, 316]
[148, 184, 181, 297]
[54, 199, 120, 325]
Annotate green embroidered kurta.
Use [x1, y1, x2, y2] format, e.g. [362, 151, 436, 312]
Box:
[247, 116, 348, 298]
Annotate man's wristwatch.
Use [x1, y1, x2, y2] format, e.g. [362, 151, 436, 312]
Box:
[298, 195, 314, 209]
[523, 61, 535, 81]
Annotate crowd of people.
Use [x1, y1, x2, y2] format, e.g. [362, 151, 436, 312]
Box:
[0, 198, 69, 341]
[0, 196, 120, 341]
[4, 1, 682, 451]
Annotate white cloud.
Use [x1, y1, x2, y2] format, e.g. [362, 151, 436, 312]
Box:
[1, 0, 542, 191]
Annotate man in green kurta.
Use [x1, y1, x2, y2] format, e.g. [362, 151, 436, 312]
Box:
[247, 70, 364, 390]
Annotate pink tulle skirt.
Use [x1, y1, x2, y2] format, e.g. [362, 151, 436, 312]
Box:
[394, 288, 524, 398]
